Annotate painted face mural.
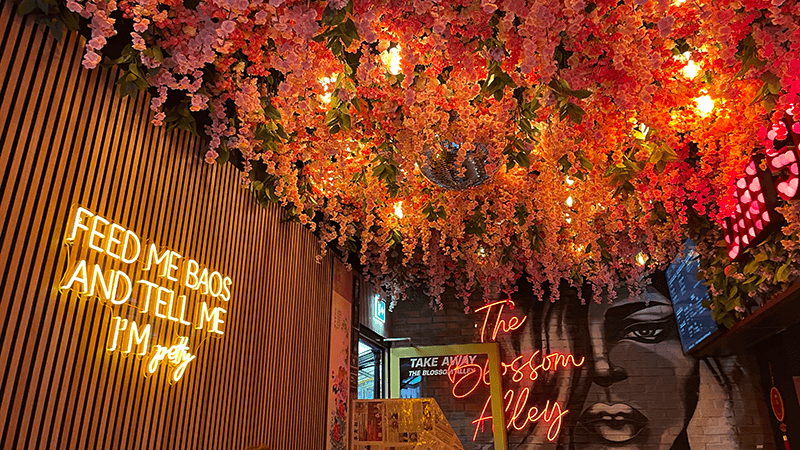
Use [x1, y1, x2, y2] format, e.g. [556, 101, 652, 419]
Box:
[397, 278, 771, 449]
[573, 289, 699, 450]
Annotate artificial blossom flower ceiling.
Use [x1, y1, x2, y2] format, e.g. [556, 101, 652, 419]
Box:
[63, 0, 799, 308]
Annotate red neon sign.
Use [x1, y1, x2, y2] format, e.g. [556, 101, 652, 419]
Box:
[475, 300, 527, 343]
[722, 109, 799, 261]
[722, 157, 781, 261]
[766, 112, 800, 201]
[446, 300, 584, 443]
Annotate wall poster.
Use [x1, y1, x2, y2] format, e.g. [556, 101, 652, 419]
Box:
[327, 260, 353, 450]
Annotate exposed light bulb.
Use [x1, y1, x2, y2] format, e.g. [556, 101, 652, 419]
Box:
[394, 201, 404, 219]
[318, 76, 336, 104]
[565, 176, 575, 186]
[694, 95, 715, 115]
[566, 196, 574, 207]
[636, 253, 648, 266]
[682, 57, 698, 80]
[382, 46, 402, 75]
[565, 214, 572, 224]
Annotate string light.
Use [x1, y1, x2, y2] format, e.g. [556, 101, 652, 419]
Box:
[681, 52, 698, 80]
[694, 95, 715, 115]
[565, 176, 575, 186]
[394, 201, 404, 218]
[565, 196, 574, 207]
[636, 253, 648, 266]
[318, 76, 336, 104]
[382, 46, 402, 75]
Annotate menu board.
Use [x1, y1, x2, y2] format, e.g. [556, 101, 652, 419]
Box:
[352, 398, 465, 450]
[666, 239, 719, 353]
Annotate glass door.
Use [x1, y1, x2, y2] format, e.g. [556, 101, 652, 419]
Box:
[357, 339, 383, 399]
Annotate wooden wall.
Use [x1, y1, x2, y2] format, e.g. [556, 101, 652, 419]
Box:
[0, 2, 333, 449]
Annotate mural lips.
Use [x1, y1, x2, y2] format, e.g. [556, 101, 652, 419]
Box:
[577, 402, 648, 444]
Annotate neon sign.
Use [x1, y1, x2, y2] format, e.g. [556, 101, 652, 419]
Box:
[723, 110, 799, 261]
[59, 205, 232, 383]
[721, 158, 781, 261]
[446, 300, 584, 443]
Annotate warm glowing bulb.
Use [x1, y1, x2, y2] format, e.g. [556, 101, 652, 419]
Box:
[636, 253, 647, 266]
[565, 176, 575, 186]
[694, 95, 715, 115]
[382, 46, 402, 75]
[566, 196, 574, 207]
[682, 58, 698, 80]
[565, 214, 572, 224]
[394, 201, 404, 219]
[318, 76, 335, 104]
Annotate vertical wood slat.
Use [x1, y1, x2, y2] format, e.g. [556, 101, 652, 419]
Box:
[0, 2, 334, 449]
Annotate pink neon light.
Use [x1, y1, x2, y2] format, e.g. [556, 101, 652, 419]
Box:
[767, 145, 800, 201]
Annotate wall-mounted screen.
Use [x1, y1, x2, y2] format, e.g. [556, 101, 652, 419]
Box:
[666, 239, 719, 353]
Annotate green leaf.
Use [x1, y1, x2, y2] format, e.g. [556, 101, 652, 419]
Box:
[263, 102, 281, 121]
[516, 152, 530, 169]
[571, 89, 592, 99]
[776, 262, 791, 283]
[216, 144, 230, 166]
[722, 315, 736, 329]
[743, 258, 759, 275]
[566, 102, 585, 124]
[340, 112, 351, 130]
[48, 20, 63, 40]
[17, 0, 37, 16]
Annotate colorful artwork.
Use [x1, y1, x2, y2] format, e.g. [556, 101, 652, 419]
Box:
[327, 291, 352, 450]
[395, 277, 774, 449]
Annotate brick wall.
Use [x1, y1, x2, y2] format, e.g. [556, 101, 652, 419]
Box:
[391, 283, 776, 450]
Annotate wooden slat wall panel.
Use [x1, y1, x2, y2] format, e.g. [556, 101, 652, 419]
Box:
[0, 2, 333, 449]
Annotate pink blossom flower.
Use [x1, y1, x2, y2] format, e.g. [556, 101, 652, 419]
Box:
[205, 149, 219, 164]
[220, 20, 236, 36]
[82, 50, 102, 69]
[133, 18, 150, 33]
[658, 16, 675, 37]
[87, 36, 106, 49]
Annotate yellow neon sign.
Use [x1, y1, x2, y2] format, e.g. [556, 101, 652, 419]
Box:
[59, 204, 233, 383]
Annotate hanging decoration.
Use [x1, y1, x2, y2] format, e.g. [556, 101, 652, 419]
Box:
[420, 142, 496, 191]
[15, 0, 800, 319]
[769, 363, 792, 450]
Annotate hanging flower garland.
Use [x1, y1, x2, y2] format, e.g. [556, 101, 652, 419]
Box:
[19, 0, 800, 316]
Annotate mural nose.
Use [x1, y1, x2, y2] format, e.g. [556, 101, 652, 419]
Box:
[591, 359, 628, 387]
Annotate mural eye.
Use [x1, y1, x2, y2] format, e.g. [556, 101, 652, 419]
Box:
[621, 324, 666, 343]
